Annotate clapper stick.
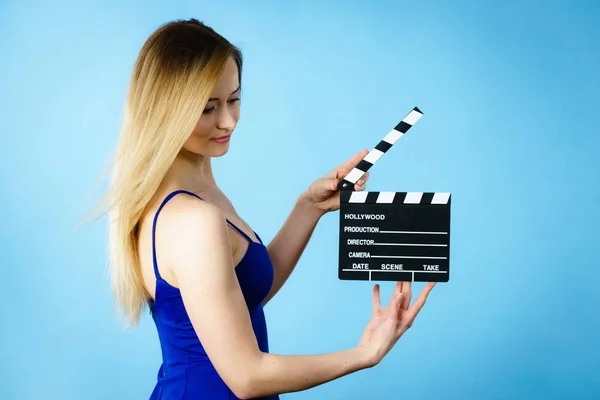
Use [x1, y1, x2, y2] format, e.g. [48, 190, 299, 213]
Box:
[337, 107, 451, 283]
[338, 107, 424, 191]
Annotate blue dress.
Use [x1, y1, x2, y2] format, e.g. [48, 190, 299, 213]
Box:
[148, 190, 280, 399]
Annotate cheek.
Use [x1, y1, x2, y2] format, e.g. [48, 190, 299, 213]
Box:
[191, 117, 212, 138]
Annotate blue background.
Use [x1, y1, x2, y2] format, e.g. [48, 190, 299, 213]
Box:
[1, 0, 598, 399]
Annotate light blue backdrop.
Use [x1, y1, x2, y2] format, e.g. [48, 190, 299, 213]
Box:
[1, 0, 598, 399]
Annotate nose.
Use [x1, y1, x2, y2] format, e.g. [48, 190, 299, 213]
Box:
[216, 107, 237, 131]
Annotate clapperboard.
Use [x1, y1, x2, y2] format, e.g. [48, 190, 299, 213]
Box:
[338, 107, 451, 283]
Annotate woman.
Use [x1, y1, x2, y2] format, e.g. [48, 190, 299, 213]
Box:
[92, 18, 436, 399]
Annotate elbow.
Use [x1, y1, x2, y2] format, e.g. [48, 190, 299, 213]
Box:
[231, 387, 253, 400]
[229, 375, 260, 400]
[226, 360, 264, 400]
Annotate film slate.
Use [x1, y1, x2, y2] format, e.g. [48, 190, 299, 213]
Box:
[338, 107, 451, 283]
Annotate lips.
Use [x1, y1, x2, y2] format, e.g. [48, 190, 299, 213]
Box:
[210, 134, 231, 143]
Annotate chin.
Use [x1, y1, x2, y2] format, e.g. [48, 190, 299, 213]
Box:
[207, 143, 231, 157]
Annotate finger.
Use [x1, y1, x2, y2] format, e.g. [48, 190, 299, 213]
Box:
[329, 149, 369, 177]
[387, 290, 403, 315]
[399, 281, 412, 310]
[372, 284, 382, 312]
[388, 281, 403, 312]
[343, 149, 369, 171]
[360, 171, 370, 183]
[354, 175, 369, 191]
[355, 171, 370, 187]
[394, 292, 404, 314]
[404, 282, 436, 323]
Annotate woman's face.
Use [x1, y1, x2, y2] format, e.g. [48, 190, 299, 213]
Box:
[183, 56, 241, 157]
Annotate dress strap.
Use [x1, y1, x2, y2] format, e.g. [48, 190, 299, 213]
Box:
[151, 190, 204, 280]
[225, 220, 257, 244]
[151, 189, 258, 280]
[254, 231, 264, 245]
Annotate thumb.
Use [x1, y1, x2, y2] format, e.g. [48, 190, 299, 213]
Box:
[314, 176, 338, 193]
[330, 176, 341, 191]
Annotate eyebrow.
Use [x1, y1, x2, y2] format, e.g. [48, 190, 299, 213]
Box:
[208, 85, 241, 101]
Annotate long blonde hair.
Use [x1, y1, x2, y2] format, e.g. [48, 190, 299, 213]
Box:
[84, 18, 243, 328]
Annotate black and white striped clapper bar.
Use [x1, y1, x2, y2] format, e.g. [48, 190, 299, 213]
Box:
[338, 107, 451, 283]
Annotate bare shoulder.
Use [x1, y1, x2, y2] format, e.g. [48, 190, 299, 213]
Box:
[155, 193, 233, 280]
[157, 192, 225, 230]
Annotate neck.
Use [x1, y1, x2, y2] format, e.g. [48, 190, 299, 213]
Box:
[164, 148, 217, 193]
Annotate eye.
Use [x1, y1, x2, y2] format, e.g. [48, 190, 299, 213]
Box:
[202, 97, 240, 115]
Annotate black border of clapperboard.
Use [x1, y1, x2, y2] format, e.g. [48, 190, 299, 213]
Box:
[337, 107, 451, 283]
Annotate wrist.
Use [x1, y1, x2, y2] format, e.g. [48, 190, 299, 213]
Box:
[297, 192, 326, 220]
[353, 345, 378, 369]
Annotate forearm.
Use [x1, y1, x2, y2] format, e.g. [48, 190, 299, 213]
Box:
[263, 193, 323, 304]
[245, 347, 371, 398]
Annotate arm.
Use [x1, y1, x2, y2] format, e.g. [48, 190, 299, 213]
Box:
[262, 193, 323, 306]
[161, 197, 371, 399]
[262, 149, 373, 306]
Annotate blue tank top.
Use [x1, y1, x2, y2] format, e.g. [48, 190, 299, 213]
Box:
[148, 190, 280, 400]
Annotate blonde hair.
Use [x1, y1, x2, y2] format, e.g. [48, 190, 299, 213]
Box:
[83, 18, 243, 328]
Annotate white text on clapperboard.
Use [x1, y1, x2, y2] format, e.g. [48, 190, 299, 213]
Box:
[344, 212, 441, 272]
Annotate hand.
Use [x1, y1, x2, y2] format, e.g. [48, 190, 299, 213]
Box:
[302, 149, 371, 215]
[356, 281, 436, 367]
